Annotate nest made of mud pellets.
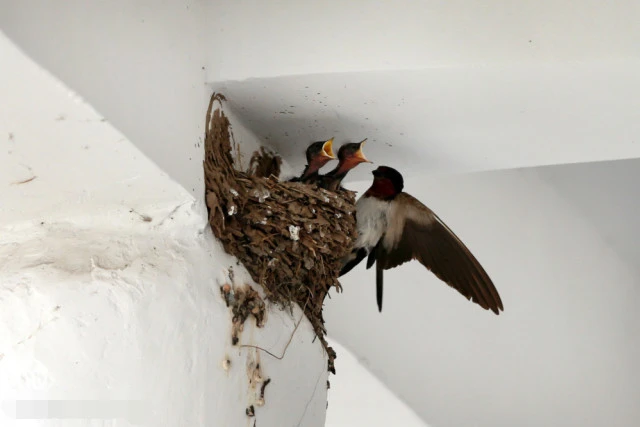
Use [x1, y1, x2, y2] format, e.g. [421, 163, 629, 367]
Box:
[203, 93, 357, 374]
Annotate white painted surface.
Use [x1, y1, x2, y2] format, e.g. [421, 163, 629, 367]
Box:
[206, 1, 640, 80]
[0, 32, 327, 427]
[0, 215, 328, 427]
[3, 0, 639, 191]
[0, 31, 190, 224]
[204, 0, 640, 183]
[214, 64, 640, 184]
[537, 158, 640, 274]
[3, 2, 640, 426]
[325, 338, 427, 427]
[0, 0, 211, 197]
[326, 169, 640, 427]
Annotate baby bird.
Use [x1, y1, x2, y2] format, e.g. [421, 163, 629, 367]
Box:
[317, 139, 370, 192]
[288, 138, 336, 184]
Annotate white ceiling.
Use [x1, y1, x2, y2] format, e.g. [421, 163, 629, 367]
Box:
[214, 63, 640, 183]
[208, 0, 640, 182]
[3, 0, 639, 191]
[206, 1, 640, 81]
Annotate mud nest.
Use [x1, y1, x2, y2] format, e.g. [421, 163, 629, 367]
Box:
[203, 93, 357, 374]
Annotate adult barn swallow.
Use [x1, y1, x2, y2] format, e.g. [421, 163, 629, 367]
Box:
[288, 138, 336, 183]
[340, 166, 503, 314]
[317, 139, 371, 191]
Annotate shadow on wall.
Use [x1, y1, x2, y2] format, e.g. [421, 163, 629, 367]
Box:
[535, 157, 640, 273]
[214, 104, 439, 184]
[211, 77, 451, 183]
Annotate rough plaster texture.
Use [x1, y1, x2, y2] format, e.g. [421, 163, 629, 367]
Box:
[0, 32, 326, 426]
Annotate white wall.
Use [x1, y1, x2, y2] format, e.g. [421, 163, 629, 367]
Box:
[537, 158, 640, 275]
[207, 0, 640, 181]
[325, 338, 427, 427]
[0, 28, 190, 224]
[0, 32, 327, 427]
[213, 67, 640, 184]
[3, 0, 639, 193]
[0, 0, 211, 197]
[0, 0, 298, 208]
[0, 216, 327, 427]
[206, 0, 640, 80]
[3, 2, 640, 426]
[325, 168, 640, 427]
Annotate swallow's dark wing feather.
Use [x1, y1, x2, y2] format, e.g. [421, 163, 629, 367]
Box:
[376, 262, 384, 312]
[375, 193, 504, 314]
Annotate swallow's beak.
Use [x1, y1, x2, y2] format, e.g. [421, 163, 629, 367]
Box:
[321, 138, 336, 160]
[354, 138, 372, 163]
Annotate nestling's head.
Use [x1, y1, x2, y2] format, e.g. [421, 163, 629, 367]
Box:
[305, 138, 336, 170]
[336, 139, 371, 170]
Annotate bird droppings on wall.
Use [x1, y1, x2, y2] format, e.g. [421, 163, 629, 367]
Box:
[259, 378, 272, 406]
[220, 283, 266, 345]
[203, 92, 357, 374]
[248, 359, 269, 406]
[221, 357, 231, 372]
[235, 346, 272, 423]
[246, 405, 255, 417]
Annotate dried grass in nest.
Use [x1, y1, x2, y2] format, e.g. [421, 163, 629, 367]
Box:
[203, 93, 357, 374]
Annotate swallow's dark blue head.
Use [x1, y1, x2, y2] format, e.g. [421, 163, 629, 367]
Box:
[372, 166, 404, 194]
